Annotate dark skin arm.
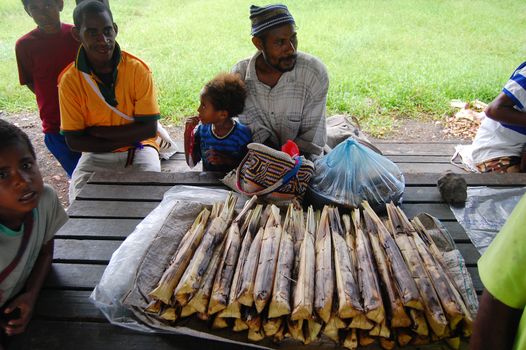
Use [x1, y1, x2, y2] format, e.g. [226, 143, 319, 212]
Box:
[1, 240, 54, 336]
[485, 93, 526, 127]
[470, 288, 522, 350]
[65, 119, 157, 153]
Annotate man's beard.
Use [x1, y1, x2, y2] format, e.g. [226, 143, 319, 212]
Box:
[263, 54, 297, 73]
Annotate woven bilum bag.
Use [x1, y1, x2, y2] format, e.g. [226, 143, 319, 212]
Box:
[222, 143, 314, 205]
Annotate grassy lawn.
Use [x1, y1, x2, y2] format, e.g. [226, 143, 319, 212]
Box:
[1, 0, 525, 135]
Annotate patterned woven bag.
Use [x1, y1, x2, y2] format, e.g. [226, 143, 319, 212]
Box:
[221, 143, 315, 205]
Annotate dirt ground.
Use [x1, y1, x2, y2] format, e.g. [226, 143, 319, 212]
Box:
[1, 111, 468, 208]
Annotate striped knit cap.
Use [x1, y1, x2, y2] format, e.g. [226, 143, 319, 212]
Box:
[250, 4, 295, 36]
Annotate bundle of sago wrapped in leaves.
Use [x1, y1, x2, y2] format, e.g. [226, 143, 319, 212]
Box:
[145, 193, 476, 350]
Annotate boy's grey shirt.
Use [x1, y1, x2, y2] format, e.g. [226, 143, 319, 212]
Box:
[0, 185, 67, 306]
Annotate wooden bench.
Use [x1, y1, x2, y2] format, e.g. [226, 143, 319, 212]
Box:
[8, 142, 526, 350]
[161, 141, 469, 174]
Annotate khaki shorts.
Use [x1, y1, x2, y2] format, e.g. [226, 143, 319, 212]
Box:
[69, 147, 161, 200]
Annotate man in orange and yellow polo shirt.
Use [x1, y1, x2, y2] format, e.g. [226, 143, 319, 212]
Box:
[59, 1, 160, 200]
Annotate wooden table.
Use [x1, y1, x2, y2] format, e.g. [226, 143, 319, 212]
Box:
[8, 142, 526, 350]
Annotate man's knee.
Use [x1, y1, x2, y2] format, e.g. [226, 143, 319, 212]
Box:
[133, 147, 161, 172]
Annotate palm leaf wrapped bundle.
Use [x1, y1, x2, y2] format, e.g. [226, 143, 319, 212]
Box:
[352, 209, 385, 324]
[385, 204, 448, 337]
[362, 201, 423, 312]
[148, 207, 211, 304]
[220, 204, 263, 318]
[330, 207, 363, 319]
[253, 205, 282, 313]
[314, 206, 334, 324]
[290, 206, 316, 321]
[174, 193, 237, 305]
[267, 228, 294, 318]
[209, 197, 257, 315]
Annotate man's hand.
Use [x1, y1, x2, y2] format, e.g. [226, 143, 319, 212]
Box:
[1, 292, 36, 336]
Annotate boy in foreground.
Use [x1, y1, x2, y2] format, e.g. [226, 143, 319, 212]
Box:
[59, 1, 161, 200]
[15, 0, 81, 177]
[0, 119, 68, 348]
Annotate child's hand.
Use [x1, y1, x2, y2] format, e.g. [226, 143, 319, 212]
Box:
[184, 117, 200, 144]
[205, 150, 234, 166]
[2, 292, 36, 336]
[185, 116, 200, 128]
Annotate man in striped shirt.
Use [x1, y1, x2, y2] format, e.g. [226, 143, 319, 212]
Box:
[471, 62, 526, 173]
[232, 4, 329, 159]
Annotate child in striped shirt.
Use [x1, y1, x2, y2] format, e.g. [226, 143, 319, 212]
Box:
[184, 73, 252, 172]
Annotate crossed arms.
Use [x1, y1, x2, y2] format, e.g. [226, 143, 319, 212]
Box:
[65, 119, 157, 153]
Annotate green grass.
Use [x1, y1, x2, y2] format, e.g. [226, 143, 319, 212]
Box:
[1, 0, 525, 135]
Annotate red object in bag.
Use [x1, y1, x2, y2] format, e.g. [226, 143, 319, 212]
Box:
[281, 140, 300, 158]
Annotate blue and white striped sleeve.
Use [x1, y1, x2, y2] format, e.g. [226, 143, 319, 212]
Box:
[503, 62, 526, 111]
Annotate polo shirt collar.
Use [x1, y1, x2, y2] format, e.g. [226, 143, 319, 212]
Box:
[75, 42, 122, 76]
[246, 51, 297, 84]
[76, 43, 122, 107]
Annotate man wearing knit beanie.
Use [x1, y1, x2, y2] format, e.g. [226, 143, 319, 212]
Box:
[232, 4, 329, 159]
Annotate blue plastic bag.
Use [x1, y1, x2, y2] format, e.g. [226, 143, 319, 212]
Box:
[308, 139, 405, 211]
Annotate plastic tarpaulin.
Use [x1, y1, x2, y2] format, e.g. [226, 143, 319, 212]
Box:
[90, 185, 479, 349]
[450, 186, 526, 254]
[89, 186, 340, 349]
[89, 186, 246, 333]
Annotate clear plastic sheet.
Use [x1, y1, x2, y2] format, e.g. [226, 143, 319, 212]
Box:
[89, 186, 246, 334]
[450, 186, 526, 254]
[308, 138, 405, 212]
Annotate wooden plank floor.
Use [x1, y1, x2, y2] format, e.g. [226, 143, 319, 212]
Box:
[8, 142, 526, 350]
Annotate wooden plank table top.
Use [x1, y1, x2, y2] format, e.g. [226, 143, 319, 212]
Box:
[8, 142, 526, 350]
